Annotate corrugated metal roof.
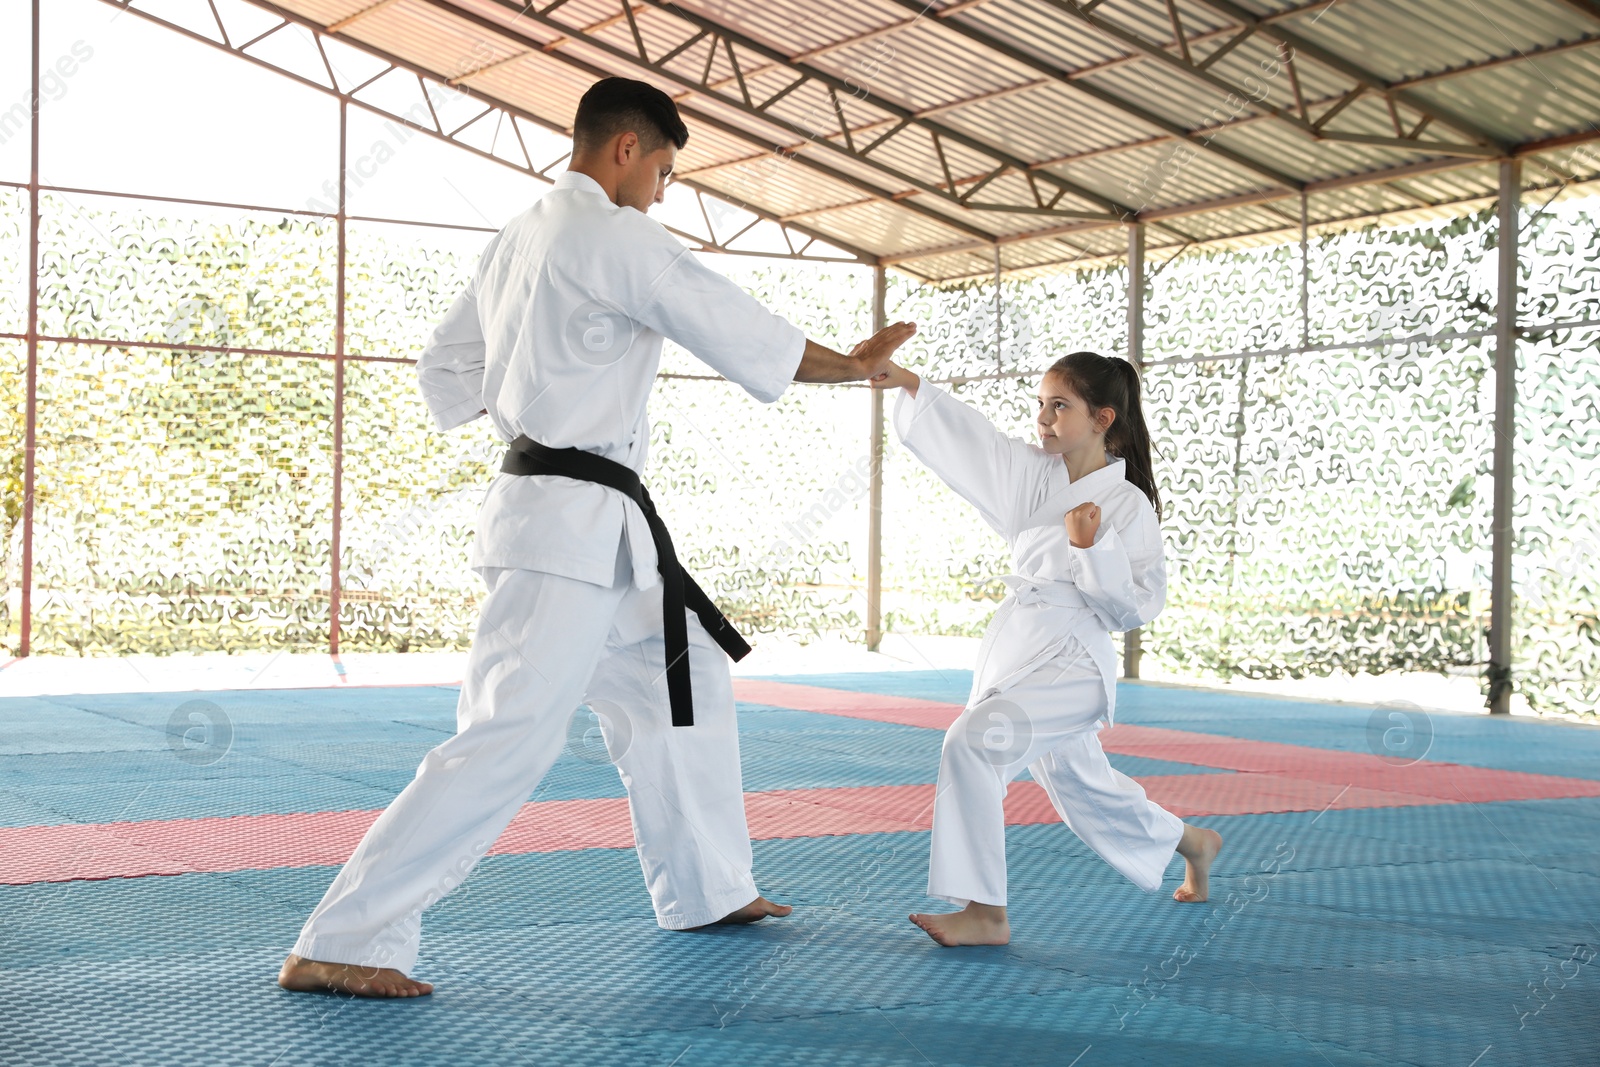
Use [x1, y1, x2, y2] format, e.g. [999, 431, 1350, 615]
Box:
[249, 0, 1600, 281]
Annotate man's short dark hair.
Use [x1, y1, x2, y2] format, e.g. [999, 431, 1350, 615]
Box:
[572, 77, 689, 155]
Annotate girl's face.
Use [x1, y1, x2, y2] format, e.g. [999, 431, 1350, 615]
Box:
[1036, 373, 1113, 456]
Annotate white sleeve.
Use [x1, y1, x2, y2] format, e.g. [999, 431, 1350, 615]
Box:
[633, 249, 806, 404]
[891, 381, 1043, 539]
[416, 233, 500, 431]
[1069, 504, 1167, 631]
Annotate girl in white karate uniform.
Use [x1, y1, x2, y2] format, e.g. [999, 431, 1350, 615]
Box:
[872, 351, 1222, 947]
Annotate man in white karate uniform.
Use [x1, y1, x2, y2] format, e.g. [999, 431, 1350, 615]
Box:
[279, 77, 915, 998]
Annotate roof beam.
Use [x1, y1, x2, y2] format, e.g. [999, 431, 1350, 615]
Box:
[801, 0, 1347, 93]
[780, 198, 880, 221]
[683, 77, 1058, 169]
[878, 149, 1529, 266]
[414, 0, 1004, 242]
[1188, 0, 1511, 152]
[302, 0, 948, 249]
[691, 78, 1378, 191]
[695, 0, 999, 95]
[629, 0, 1131, 219]
[317, 0, 1534, 221]
[1309, 131, 1498, 158]
[108, 0, 885, 265]
[1555, 0, 1600, 22]
[1515, 125, 1600, 155]
[422, 0, 1111, 235]
[1390, 34, 1600, 89]
[696, 61, 1519, 230]
[1040, 0, 1499, 159]
[117, 0, 1599, 279]
[1026, 85, 1380, 168]
[811, 1, 1342, 95]
[327, 0, 402, 34]
[495, 0, 1124, 220]
[875, 0, 1304, 191]
[1267, 0, 1346, 21]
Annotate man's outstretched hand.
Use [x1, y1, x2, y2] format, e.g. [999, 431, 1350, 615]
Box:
[849, 321, 917, 381]
[795, 321, 917, 384]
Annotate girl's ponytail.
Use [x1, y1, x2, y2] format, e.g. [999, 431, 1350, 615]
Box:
[1108, 358, 1161, 520]
[1046, 351, 1162, 520]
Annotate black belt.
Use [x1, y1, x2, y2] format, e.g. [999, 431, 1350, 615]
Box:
[500, 435, 752, 727]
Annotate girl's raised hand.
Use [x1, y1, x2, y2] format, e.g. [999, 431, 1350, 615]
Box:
[1064, 502, 1100, 548]
[868, 361, 920, 395]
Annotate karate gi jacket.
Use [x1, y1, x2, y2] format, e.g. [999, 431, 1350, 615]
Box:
[415, 169, 807, 592]
[892, 382, 1167, 724]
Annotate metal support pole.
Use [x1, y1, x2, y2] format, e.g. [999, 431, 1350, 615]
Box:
[18, 0, 40, 657]
[1123, 222, 1145, 679]
[992, 244, 1003, 369]
[867, 264, 886, 651]
[329, 100, 348, 655]
[1299, 190, 1310, 350]
[1127, 223, 1145, 367]
[1487, 159, 1520, 714]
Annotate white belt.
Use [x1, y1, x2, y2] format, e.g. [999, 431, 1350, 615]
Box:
[973, 573, 1115, 721]
[998, 574, 1090, 609]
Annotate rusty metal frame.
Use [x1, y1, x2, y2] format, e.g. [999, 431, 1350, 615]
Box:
[101, 0, 882, 265]
[880, 128, 1600, 270]
[18, 0, 41, 657]
[173, 0, 1600, 273]
[1123, 220, 1145, 680]
[625, 0, 1131, 219]
[874, 0, 1306, 190]
[1488, 159, 1521, 713]
[1049, 0, 1506, 156]
[330, 100, 349, 655]
[379, 0, 1132, 223]
[1191, 0, 1509, 151]
[396, 0, 1008, 242]
[193, 0, 994, 248]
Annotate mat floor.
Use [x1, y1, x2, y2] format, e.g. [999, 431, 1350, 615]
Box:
[2, 672, 1597, 1066]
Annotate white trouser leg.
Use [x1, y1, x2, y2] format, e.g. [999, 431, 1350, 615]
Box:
[583, 586, 757, 929]
[1030, 721, 1184, 893]
[926, 650, 1183, 907]
[291, 563, 626, 973]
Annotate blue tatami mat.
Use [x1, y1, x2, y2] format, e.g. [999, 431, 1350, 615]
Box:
[2, 674, 1596, 1066]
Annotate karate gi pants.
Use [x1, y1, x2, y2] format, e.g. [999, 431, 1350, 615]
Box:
[927, 644, 1185, 907]
[291, 538, 758, 973]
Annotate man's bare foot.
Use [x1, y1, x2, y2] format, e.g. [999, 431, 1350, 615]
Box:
[277, 953, 433, 998]
[908, 901, 1010, 946]
[1173, 824, 1223, 903]
[716, 895, 793, 924]
[689, 895, 793, 929]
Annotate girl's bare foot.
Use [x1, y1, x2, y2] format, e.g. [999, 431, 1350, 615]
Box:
[1173, 824, 1223, 903]
[695, 895, 793, 928]
[908, 901, 1010, 946]
[277, 953, 433, 998]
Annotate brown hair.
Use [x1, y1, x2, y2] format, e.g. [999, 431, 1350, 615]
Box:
[1046, 351, 1161, 519]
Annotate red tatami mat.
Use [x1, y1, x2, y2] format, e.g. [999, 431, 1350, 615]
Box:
[731, 679, 963, 730]
[734, 680, 1600, 805]
[8, 681, 1598, 885]
[1100, 723, 1600, 803]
